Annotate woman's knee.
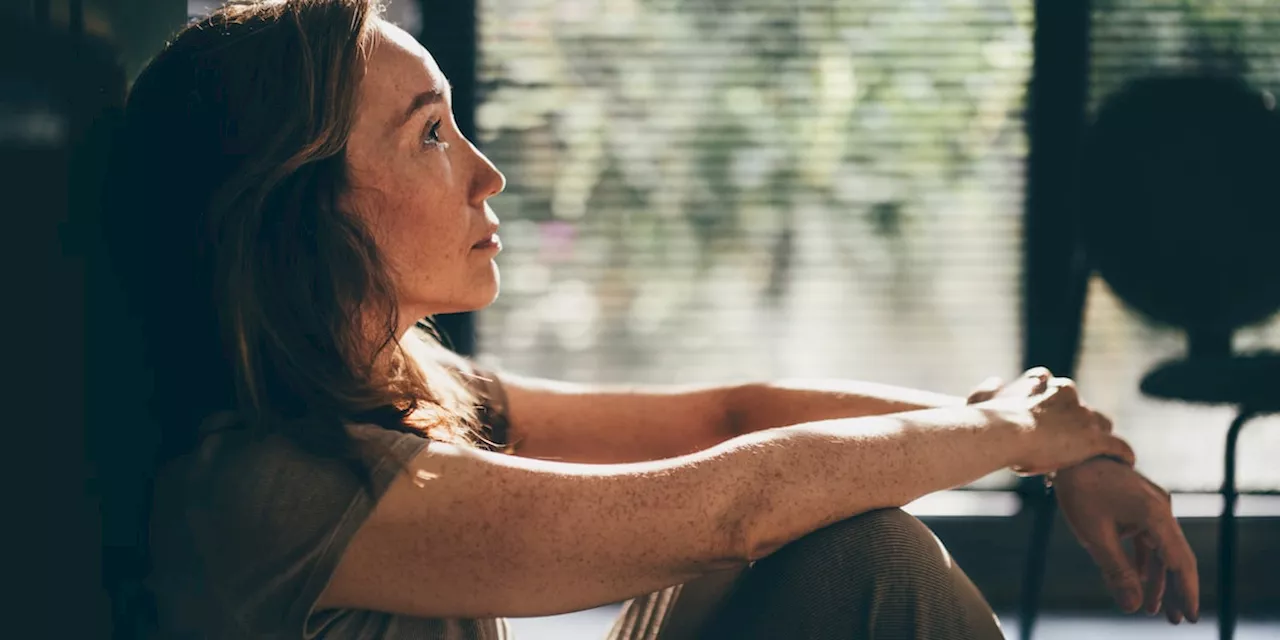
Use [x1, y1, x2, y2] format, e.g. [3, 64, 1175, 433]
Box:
[763, 508, 955, 584]
[726, 507, 962, 617]
[702, 509, 1003, 639]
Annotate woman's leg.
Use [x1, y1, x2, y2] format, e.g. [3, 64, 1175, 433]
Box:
[607, 566, 746, 640]
[609, 508, 1005, 640]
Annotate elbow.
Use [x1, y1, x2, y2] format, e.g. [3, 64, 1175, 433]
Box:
[716, 499, 753, 566]
[692, 484, 755, 570]
[729, 517, 789, 565]
[712, 513, 760, 569]
[714, 451, 782, 566]
[732, 505, 789, 564]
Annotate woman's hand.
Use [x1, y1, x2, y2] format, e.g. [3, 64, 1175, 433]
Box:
[1056, 458, 1200, 623]
[972, 368, 1135, 475]
[965, 367, 1051, 404]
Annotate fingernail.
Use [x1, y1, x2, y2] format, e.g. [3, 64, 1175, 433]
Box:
[1120, 589, 1141, 611]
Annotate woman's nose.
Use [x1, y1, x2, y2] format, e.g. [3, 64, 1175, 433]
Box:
[468, 141, 505, 203]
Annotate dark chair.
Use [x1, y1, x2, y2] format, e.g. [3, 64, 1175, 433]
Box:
[1018, 74, 1280, 640]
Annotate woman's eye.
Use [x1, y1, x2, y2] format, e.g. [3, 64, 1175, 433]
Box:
[422, 119, 447, 149]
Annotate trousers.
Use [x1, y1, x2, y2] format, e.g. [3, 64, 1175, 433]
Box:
[608, 508, 1006, 640]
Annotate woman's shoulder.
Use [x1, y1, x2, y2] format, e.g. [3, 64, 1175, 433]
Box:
[172, 413, 428, 502]
[149, 415, 433, 635]
[151, 412, 430, 552]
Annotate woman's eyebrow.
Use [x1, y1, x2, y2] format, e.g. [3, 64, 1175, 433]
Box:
[396, 88, 447, 130]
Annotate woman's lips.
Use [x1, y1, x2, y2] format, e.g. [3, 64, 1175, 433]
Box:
[471, 233, 501, 251]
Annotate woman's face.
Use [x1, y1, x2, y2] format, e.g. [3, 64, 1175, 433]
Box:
[342, 20, 506, 331]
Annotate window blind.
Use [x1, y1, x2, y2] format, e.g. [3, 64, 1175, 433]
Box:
[475, 0, 1032, 417]
[475, 1, 1032, 488]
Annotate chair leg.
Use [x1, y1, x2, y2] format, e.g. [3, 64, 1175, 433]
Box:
[1219, 409, 1255, 640]
[1019, 488, 1057, 640]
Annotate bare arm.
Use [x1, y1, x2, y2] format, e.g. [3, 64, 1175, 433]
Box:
[725, 378, 969, 436]
[497, 371, 976, 463]
[500, 372, 738, 462]
[318, 400, 1117, 619]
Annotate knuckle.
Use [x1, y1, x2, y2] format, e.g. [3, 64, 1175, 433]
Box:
[1056, 385, 1080, 403]
[1105, 566, 1138, 585]
[1094, 411, 1114, 433]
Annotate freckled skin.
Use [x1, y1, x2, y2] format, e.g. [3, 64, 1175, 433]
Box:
[316, 18, 1145, 626]
[340, 20, 505, 329]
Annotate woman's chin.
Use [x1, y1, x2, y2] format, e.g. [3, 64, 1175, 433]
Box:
[474, 267, 500, 306]
[408, 268, 500, 317]
[430, 288, 500, 317]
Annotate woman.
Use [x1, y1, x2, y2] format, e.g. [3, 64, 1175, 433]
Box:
[105, 1, 1199, 638]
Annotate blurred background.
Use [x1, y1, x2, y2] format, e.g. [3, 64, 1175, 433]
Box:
[465, 0, 1280, 495]
[10, 0, 1278, 637]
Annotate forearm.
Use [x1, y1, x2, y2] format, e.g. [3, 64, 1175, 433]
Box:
[723, 403, 1028, 560]
[726, 379, 967, 436]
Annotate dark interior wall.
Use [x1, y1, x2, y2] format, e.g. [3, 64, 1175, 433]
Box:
[0, 1, 186, 79]
[85, 7, 189, 638]
[88, 0, 189, 81]
[4, 15, 113, 640]
[3, 1, 186, 637]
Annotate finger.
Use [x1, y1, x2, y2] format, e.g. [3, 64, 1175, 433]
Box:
[1139, 537, 1166, 615]
[1011, 377, 1048, 398]
[1092, 410, 1114, 434]
[1167, 564, 1199, 623]
[967, 377, 1003, 404]
[1161, 572, 1182, 623]
[1022, 368, 1051, 394]
[1046, 378, 1079, 405]
[1129, 542, 1158, 616]
[1130, 473, 1190, 621]
[1099, 434, 1136, 468]
[1150, 518, 1201, 623]
[1133, 538, 1149, 582]
[997, 371, 1047, 399]
[1082, 526, 1143, 613]
[967, 392, 995, 404]
[1146, 562, 1167, 617]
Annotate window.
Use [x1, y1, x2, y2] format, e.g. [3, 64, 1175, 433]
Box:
[185, 0, 1280, 492]
[476, 1, 1034, 488]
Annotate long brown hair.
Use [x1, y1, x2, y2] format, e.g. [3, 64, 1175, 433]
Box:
[105, 0, 480, 464]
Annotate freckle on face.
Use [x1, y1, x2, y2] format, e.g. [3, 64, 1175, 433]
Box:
[340, 20, 501, 320]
